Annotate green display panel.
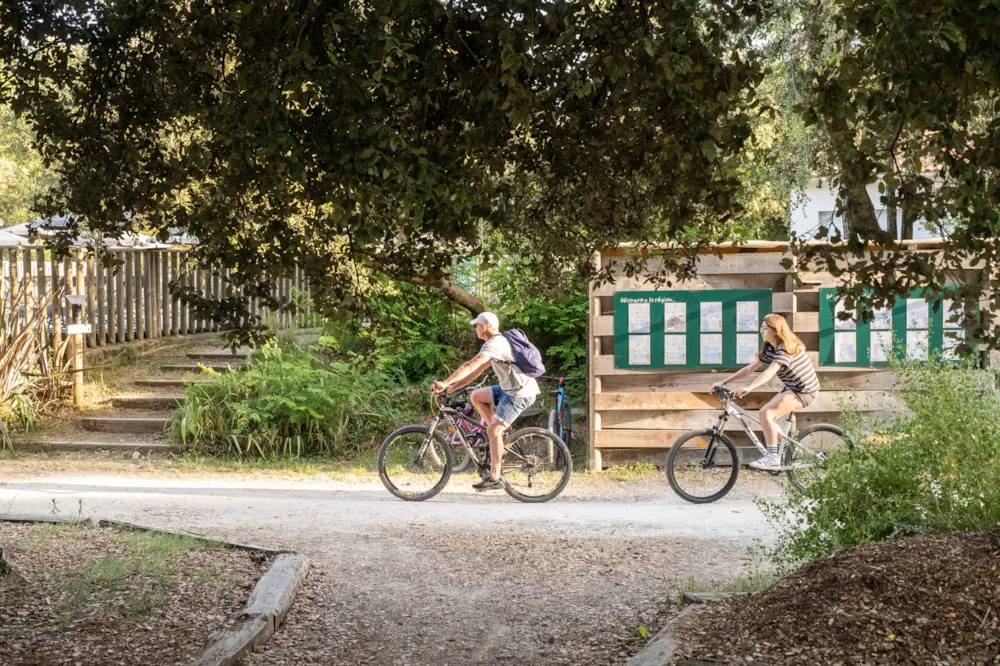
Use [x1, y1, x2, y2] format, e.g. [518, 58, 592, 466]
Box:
[614, 290, 772, 369]
[819, 288, 973, 366]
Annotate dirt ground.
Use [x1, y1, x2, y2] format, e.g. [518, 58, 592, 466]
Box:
[0, 458, 784, 666]
[673, 530, 1000, 666]
[0, 521, 270, 666]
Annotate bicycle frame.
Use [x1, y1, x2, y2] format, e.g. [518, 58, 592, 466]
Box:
[710, 398, 825, 466]
[424, 396, 542, 473]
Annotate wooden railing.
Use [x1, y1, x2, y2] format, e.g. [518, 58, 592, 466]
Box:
[0, 246, 313, 353]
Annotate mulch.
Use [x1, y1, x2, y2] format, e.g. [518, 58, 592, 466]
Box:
[0, 521, 272, 666]
[672, 531, 1000, 665]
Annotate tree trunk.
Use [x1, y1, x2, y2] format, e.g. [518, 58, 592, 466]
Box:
[885, 172, 898, 239]
[405, 274, 485, 315]
[825, 116, 885, 244]
[901, 209, 915, 240]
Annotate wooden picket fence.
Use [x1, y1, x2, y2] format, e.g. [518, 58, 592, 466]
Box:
[0, 246, 313, 356]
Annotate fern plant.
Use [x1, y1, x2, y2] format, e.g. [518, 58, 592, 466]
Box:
[171, 342, 422, 458]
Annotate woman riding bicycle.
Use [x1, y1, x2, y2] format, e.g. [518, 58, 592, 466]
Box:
[711, 313, 819, 470]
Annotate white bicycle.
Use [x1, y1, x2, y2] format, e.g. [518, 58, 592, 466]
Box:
[666, 386, 853, 503]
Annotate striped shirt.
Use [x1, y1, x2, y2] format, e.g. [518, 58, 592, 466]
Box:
[759, 342, 820, 395]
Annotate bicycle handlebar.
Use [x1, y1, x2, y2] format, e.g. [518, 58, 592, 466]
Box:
[712, 386, 735, 402]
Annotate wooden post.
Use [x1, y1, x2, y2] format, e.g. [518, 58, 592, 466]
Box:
[142, 251, 152, 339]
[9, 249, 20, 329]
[114, 253, 125, 344]
[35, 248, 47, 348]
[85, 254, 96, 348]
[68, 257, 84, 407]
[588, 250, 602, 472]
[124, 251, 134, 342]
[169, 252, 179, 337]
[52, 257, 65, 363]
[22, 248, 34, 335]
[161, 251, 170, 337]
[179, 254, 189, 335]
[96, 257, 106, 346]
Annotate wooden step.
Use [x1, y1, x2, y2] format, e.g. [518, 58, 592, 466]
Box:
[136, 378, 214, 388]
[111, 395, 186, 409]
[186, 351, 250, 361]
[13, 440, 182, 455]
[81, 417, 170, 434]
[161, 363, 241, 373]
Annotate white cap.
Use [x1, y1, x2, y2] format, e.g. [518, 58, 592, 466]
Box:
[469, 312, 500, 329]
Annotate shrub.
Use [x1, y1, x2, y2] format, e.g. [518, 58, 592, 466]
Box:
[1, 284, 64, 448]
[171, 343, 424, 458]
[762, 360, 1000, 568]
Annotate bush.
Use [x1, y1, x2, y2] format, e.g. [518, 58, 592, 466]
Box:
[762, 360, 1000, 568]
[498, 294, 588, 378]
[171, 343, 424, 458]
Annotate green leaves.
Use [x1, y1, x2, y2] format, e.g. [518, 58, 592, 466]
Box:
[0, 0, 761, 320]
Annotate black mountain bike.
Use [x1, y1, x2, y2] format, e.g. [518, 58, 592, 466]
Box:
[378, 391, 572, 503]
[542, 375, 584, 452]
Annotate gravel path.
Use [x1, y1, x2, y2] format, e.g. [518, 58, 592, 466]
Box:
[0, 466, 782, 665]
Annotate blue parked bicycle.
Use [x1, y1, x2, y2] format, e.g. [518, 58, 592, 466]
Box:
[542, 375, 584, 452]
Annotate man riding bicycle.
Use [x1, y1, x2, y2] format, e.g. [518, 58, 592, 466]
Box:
[430, 312, 539, 491]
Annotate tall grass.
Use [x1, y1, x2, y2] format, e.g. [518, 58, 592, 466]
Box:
[0, 281, 64, 449]
[761, 360, 1000, 568]
[171, 342, 423, 458]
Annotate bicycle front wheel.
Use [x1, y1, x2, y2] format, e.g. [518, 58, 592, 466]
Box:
[784, 424, 852, 493]
[561, 402, 573, 451]
[502, 427, 572, 503]
[378, 425, 453, 501]
[666, 429, 740, 504]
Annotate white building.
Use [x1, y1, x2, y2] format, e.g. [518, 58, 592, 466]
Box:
[790, 177, 937, 241]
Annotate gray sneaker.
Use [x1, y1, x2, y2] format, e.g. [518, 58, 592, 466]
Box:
[749, 452, 782, 470]
[472, 476, 505, 491]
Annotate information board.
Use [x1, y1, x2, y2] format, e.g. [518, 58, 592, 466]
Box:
[613, 290, 773, 369]
[819, 288, 974, 366]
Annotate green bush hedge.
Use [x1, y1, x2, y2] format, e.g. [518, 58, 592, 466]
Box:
[171, 343, 424, 458]
[763, 361, 1000, 567]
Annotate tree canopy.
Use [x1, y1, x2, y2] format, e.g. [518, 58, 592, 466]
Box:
[2, 0, 1000, 345]
[0, 0, 760, 318]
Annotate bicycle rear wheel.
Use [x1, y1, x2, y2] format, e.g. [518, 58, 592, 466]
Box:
[378, 424, 452, 501]
[502, 427, 572, 503]
[784, 424, 852, 493]
[666, 429, 740, 504]
[450, 437, 472, 473]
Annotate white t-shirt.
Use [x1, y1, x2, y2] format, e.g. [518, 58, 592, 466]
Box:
[480, 334, 540, 399]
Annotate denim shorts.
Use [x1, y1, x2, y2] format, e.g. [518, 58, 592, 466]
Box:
[490, 385, 536, 427]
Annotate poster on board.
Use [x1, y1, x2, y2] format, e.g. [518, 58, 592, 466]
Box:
[700, 334, 723, 364]
[943, 298, 963, 328]
[906, 299, 929, 329]
[871, 331, 892, 363]
[906, 330, 929, 360]
[628, 335, 651, 365]
[834, 331, 857, 363]
[871, 308, 892, 330]
[700, 302, 723, 332]
[943, 329, 965, 360]
[627, 302, 651, 334]
[834, 300, 856, 330]
[664, 336, 686, 365]
[736, 334, 759, 364]
[736, 301, 759, 332]
[664, 302, 687, 333]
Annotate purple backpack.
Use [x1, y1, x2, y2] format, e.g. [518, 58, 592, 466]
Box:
[501, 329, 546, 378]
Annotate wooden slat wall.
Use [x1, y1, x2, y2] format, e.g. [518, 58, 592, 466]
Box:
[587, 247, 900, 470]
[0, 247, 311, 357]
